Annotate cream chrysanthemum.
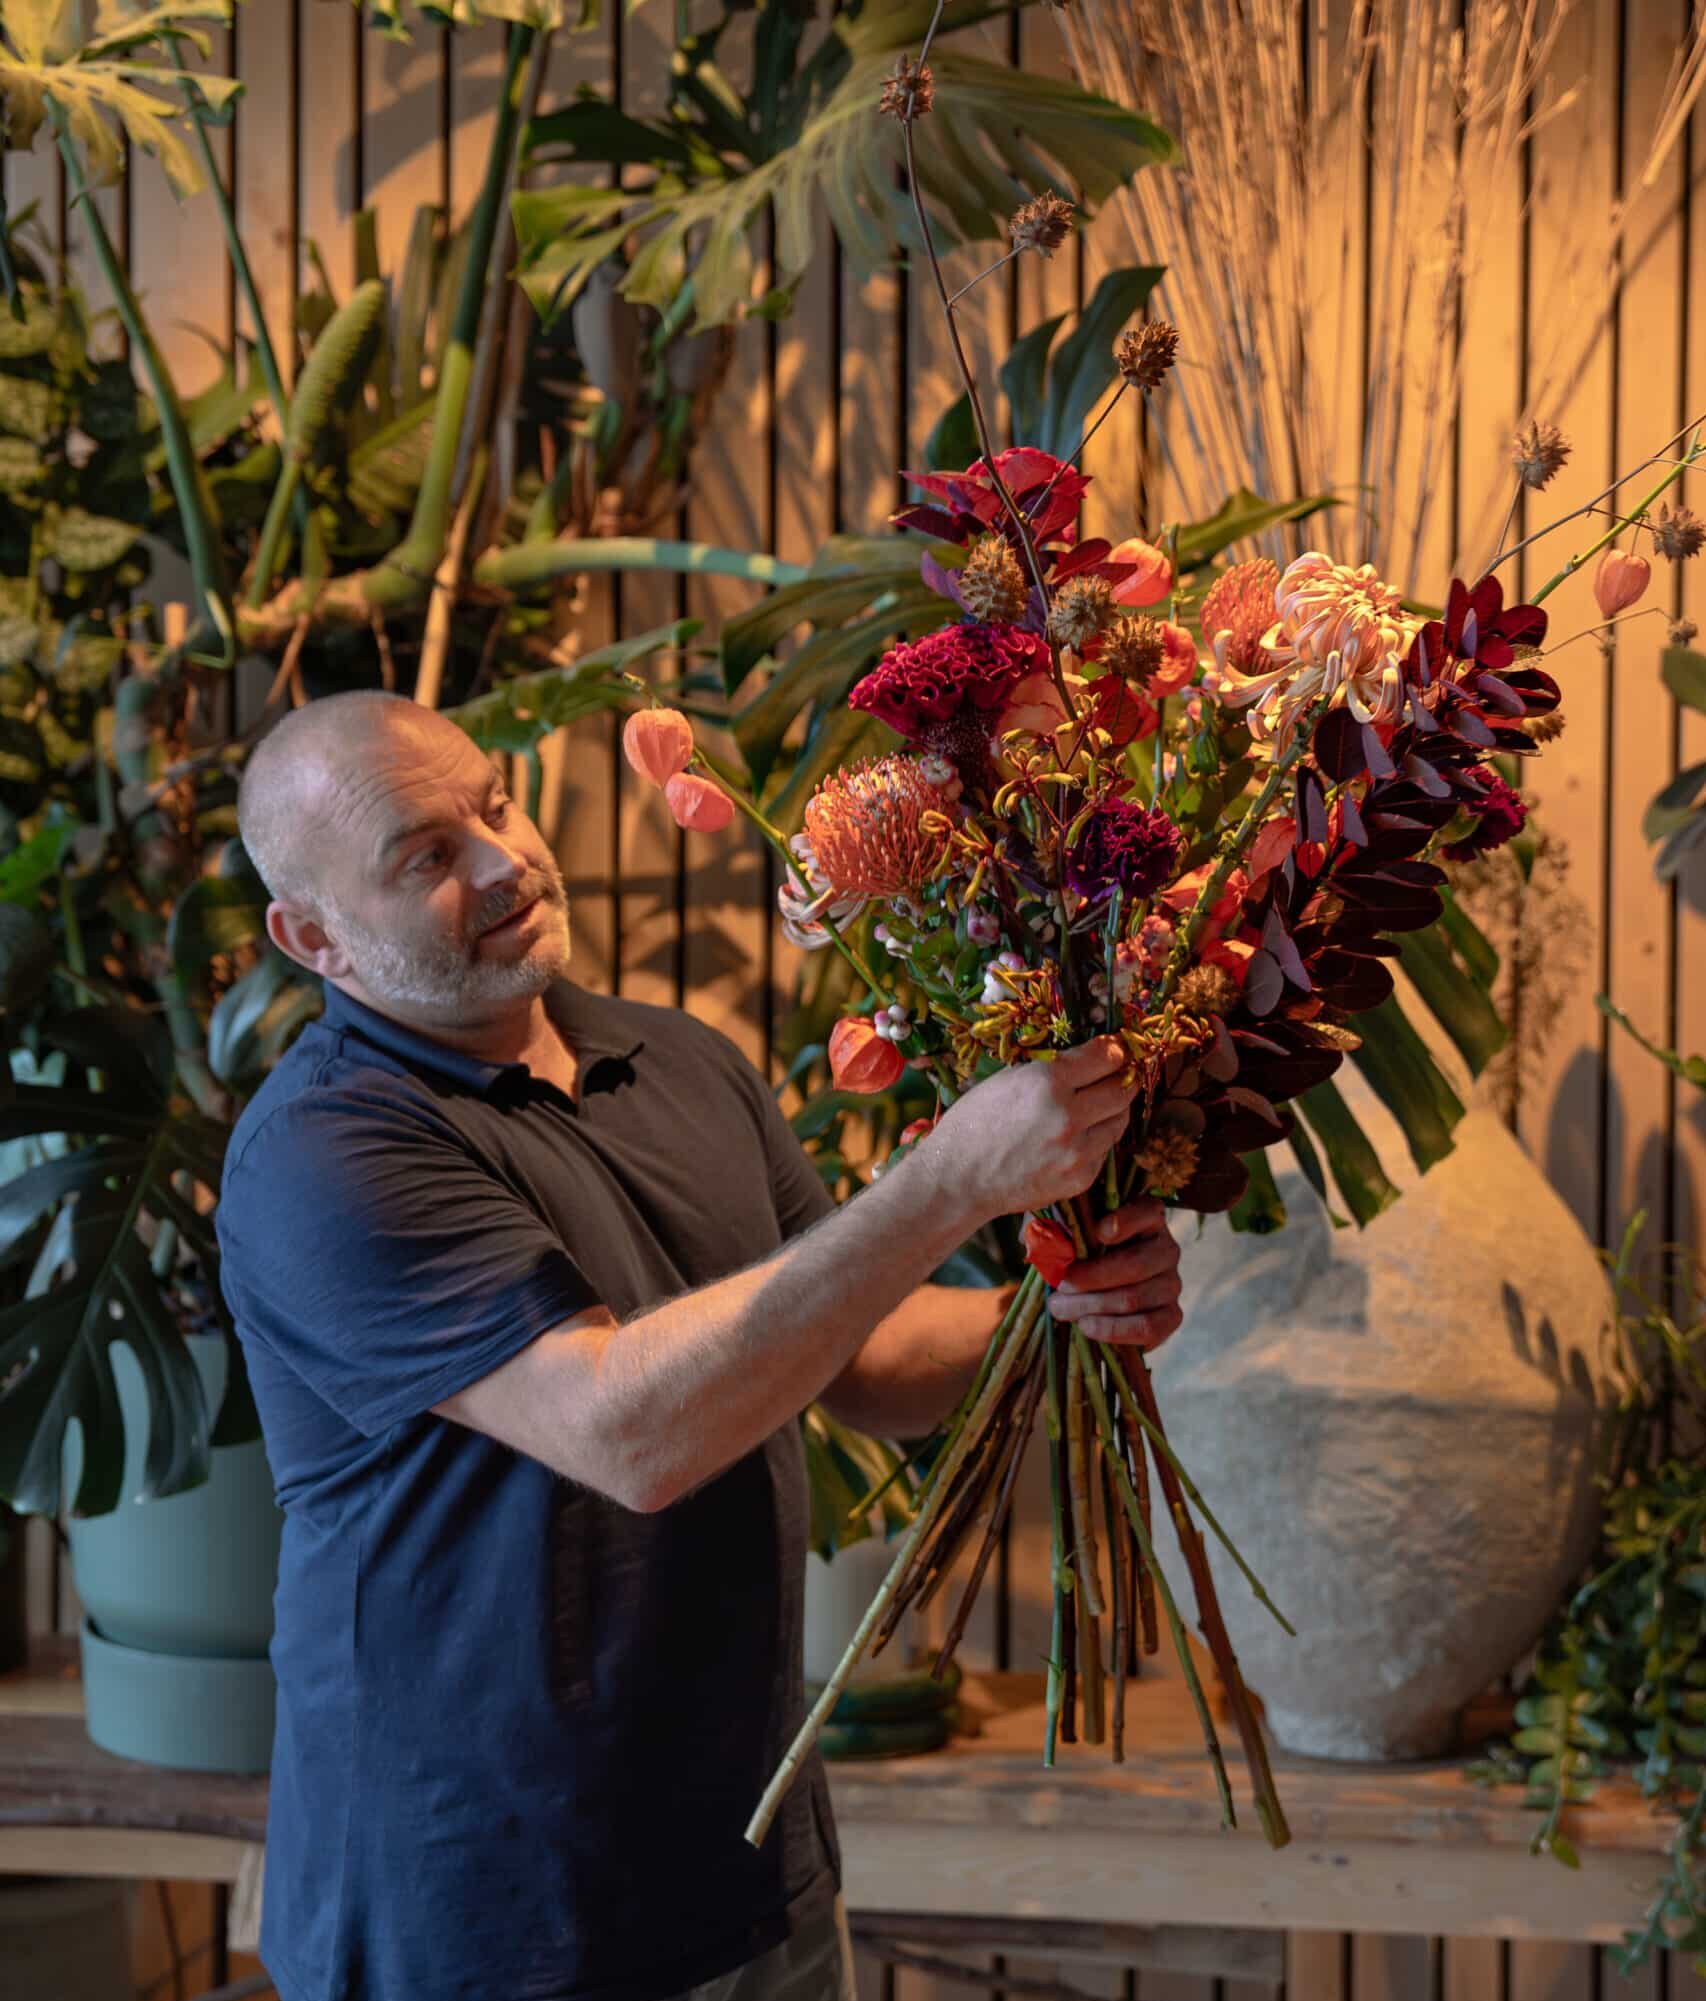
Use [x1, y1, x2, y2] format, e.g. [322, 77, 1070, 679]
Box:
[1215, 551, 1420, 749]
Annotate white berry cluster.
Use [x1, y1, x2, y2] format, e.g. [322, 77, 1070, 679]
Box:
[871, 1002, 912, 1042]
[980, 950, 1027, 1004]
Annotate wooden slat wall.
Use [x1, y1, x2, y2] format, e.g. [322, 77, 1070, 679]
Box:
[9, 4, 1706, 1998]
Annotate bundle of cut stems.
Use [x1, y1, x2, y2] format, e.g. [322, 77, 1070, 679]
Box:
[745, 1174, 1295, 1853]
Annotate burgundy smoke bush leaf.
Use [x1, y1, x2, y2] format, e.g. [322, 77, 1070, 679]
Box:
[920, 550, 968, 610]
[1314, 707, 1368, 782]
[1296, 766, 1329, 844]
[1402, 753, 1454, 799]
[1339, 790, 1369, 846]
[1243, 948, 1285, 1015]
[1261, 907, 1312, 989]
[1225, 1085, 1284, 1127]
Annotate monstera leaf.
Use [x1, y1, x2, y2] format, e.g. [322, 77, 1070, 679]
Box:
[0, 2, 242, 197]
[513, 0, 1174, 327]
[0, 1003, 250, 1516]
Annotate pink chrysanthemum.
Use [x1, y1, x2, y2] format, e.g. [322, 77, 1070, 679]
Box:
[803, 756, 952, 898]
[1217, 552, 1420, 749]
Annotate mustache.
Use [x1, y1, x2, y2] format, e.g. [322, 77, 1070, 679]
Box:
[474, 864, 567, 937]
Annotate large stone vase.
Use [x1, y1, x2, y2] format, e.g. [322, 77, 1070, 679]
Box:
[1149, 1054, 1612, 1762]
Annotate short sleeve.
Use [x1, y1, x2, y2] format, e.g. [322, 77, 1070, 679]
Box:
[729, 1057, 837, 1243]
[216, 1087, 598, 1437]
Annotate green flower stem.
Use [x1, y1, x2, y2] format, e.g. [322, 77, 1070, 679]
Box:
[1532, 425, 1706, 606]
[745, 1290, 1043, 1848]
[1152, 694, 1333, 1011]
[696, 754, 896, 1008]
[50, 101, 235, 663]
[1073, 1326, 1238, 1828]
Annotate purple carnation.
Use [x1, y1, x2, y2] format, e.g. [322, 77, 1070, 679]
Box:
[1442, 771, 1528, 861]
[1063, 800, 1184, 902]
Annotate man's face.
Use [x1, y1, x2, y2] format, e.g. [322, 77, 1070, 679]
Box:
[303, 717, 572, 1018]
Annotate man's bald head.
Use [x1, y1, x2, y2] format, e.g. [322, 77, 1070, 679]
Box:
[239, 690, 447, 913]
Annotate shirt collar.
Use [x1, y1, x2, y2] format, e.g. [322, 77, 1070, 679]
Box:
[321, 978, 623, 1098]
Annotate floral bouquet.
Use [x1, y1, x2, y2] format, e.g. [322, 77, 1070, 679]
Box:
[612, 7, 1705, 1859]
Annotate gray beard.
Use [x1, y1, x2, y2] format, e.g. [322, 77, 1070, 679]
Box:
[326, 884, 573, 1014]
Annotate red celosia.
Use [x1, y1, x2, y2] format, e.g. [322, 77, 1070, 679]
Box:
[1442, 771, 1528, 860]
[850, 622, 1050, 771]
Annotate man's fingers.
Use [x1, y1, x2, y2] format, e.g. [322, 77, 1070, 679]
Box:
[1054, 1237, 1178, 1294]
[1079, 1306, 1183, 1349]
[1057, 1036, 1129, 1087]
[1049, 1273, 1182, 1322]
[1075, 1076, 1138, 1127]
[1092, 1197, 1167, 1245]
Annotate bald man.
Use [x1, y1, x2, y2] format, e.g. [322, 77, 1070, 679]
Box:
[215, 690, 1184, 2001]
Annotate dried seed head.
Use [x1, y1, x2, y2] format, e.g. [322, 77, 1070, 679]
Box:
[1672, 618, 1699, 647]
[1511, 419, 1571, 491]
[959, 535, 1030, 625]
[1098, 614, 1166, 681]
[1009, 192, 1075, 258]
[1137, 1126, 1198, 1197]
[879, 54, 934, 123]
[1114, 321, 1180, 392]
[1523, 709, 1567, 744]
[1653, 503, 1706, 562]
[1175, 963, 1237, 1017]
[1047, 575, 1116, 651]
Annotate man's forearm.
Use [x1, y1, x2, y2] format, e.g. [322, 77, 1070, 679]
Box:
[585, 1141, 992, 1508]
[818, 1281, 1017, 1440]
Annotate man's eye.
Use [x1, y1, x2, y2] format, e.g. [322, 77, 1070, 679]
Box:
[488, 798, 511, 825]
[409, 846, 446, 875]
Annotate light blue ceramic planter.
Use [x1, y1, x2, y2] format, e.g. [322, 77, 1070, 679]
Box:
[66, 1332, 282, 1774]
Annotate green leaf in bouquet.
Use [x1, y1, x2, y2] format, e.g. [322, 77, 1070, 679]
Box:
[0, 903, 57, 1015]
[0, 438, 45, 494]
[1346, 994, 1463, 1173]
[766, 706, 890, 836]
[733, 605, 912, 791]
[1295, 1078, 1401, 1226]
[0, 819, 78, 912]
[1174, 488, 1340, 569]
[924, 392, 980, 476]
[0, 373, 60, 442]
[1228, 1149, 1286, 1233]
[1285, 1119, 1348, 1228]
[1397, 919, 1507, 1078]
[1036, 265, 1164, 460]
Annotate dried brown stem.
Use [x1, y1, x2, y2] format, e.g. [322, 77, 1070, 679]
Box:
[1109, 1350, 1291, 1849]
[933, 1360, 1047, 1679]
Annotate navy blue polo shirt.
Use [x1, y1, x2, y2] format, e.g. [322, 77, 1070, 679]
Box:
[215, 977, 841, 2001]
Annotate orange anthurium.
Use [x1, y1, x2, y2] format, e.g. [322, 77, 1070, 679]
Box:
[1022, 1214, 1077, 1287]
[828, 1016, 906, 1094]
[623, 707, 695, 786]
[664, 772, 736, 833]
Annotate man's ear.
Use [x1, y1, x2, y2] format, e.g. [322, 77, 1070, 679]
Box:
[267, 900, 350, 979]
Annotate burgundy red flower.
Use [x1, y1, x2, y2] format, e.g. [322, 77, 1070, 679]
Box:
[1063, 800, 1184, 903]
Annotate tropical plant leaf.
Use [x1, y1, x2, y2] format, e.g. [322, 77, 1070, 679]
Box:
[1174, 487, 1341, 569]
[0, 3, 242, 199]
[1295, 1078, 1401, 1225]
[1036, 264, 1164, 459]
[1347, 993, 1464, 1174]
[1397, 912, 1508, 1078]
[1643, 759, 1706, 846]
[447, 619, 701, 755]
[1662, 645, 1706, 716]
[514, 14, 1173, 329]
[0, 1005, 248, 1516]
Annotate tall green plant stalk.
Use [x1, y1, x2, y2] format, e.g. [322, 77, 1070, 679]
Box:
[49, 100, 235, 663]
[365, 21, 535, 612]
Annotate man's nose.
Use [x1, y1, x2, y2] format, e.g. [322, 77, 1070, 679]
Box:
[467, 829, 528, 891]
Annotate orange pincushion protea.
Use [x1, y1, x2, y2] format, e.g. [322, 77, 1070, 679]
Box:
[1200, 558, 1280, 676]
[803, 756, 952, 899]
[1215, 552, 1420, 749]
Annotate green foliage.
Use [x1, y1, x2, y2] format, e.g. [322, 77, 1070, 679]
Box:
[1469, 1225, 1706, 1976]
[0, 1, 242, 200]
[513, 0, 1174, 328]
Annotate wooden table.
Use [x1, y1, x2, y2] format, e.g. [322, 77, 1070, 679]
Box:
[0, 1644, 1678, 1965]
